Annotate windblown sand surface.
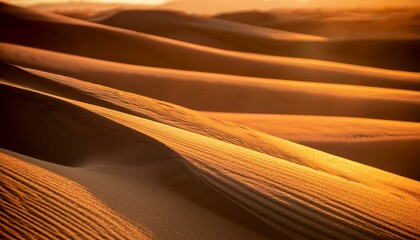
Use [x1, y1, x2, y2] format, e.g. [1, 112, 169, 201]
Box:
[1, 3, 419, 240]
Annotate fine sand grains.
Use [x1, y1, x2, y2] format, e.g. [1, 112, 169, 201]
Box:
[0, 152, 150, 240]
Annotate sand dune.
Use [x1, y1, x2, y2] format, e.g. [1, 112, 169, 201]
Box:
[1, 44, 420, 123]
[0, 84, 282, 239]
[93, 9, 420, 72]
[92, 9, 329, 55]
[1, 82, 419, 239]
[93, 9, 325, 41]
[0, 151, 150, 240]
[2, 63, 419, 180]
[1, 3, 420, 240]
[204, 113, 420, 179]
[84, 95, 420, 240]
[0, 82, 177, 167]
[216, 8, 420, 39]
[2, 3, 420, 83]
[1, 68, 419, 200]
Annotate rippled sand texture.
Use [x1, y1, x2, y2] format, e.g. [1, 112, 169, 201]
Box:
[1, 3, 419, 240]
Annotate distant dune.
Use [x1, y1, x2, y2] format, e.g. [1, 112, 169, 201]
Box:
[94, 9, 420, 72]
[1, 2, 419, 240]
[216, 8, 420, 40]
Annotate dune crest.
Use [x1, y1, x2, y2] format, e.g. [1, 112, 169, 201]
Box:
[1, 66, 418, 194]
[1, 3, 420, 240]
[1, 81, 419, 239]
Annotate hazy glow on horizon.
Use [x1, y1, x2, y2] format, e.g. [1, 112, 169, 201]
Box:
[5, 0, 420, 11]
[6, 0, 169, 5]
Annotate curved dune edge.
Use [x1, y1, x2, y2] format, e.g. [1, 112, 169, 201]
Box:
[68, 92, 420, 240]
[202, 113, 420, 142]
[0, 83, 286, 240]
[1, 45, 420, 123]
[1, 4, 420, 89]
[1, 67, 419, 197]
[0, 151, 150, 240]
[1, 66, 419, 199]
[0, 81, 178, 167]
[2, 82, 419, 240]
[1, 4, 419, 240]
[203, 113, 420, 179]
[215, 9, 420, 40]
[93, 9, 326, 41]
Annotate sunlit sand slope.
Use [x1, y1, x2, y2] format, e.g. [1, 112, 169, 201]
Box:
[1, 63, 418, 180]
[1, 4, 420, 240]
[0, 83, 281, 240]
[204, 113, 420, 179]
[1, 4, 420, 88]
[1, 82, 419, 240]
[0, 152, 150, 240]
[92, 105, 420, 240]
[1, 44, 420, 123]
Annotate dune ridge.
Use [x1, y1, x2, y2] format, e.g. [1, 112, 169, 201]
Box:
[1, 82, 286, 239]
[1, 64, 419, 188]
[2, 3, 420, 85]
[92, 9, 326, 41]
[1, 3, 420, 239]
[0, 151, 150, 240]
[204, 113, 420, 179]
[1, 79, 419, 238]
[216, 8, 420, 40]
[2, 82, 418, 239]
[93, 9, 420, 72]
[88, 105, 420, 240]
[1, 44, 420, 124]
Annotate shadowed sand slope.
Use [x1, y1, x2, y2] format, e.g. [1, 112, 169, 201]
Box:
[216, 9, 420, 40]
[0, 151, 150, 240]
[92, 9, 327, 53]
[204, 113, 420, 179]
[0, 82, 177, 167]
[1, 81, 419, 239]
[4, 64, 420, 189]
[93, 9, 325, 41]
[93, 9, 420, 72]
[1, 44, 420, 123]
[0, 83, 287, 240]
[1, 3, 420, 240]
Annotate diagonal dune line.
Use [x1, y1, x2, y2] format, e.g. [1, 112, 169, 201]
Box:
[2, 82, 418, 240]
[1, 45, 420, 122]
[1, 69, 419, 202]
[1, 3, 419, 75]
[203, 112, 420, 180]
[1, 38, 419, 91]
[74, 92, 420, 240]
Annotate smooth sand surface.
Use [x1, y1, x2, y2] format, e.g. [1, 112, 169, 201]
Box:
[1, 44, 420, 123]
[1, 3, 419, 240]
[2, 3, 420, 86]
[204, 113, 420, 179]
[217, 8, 420, 40]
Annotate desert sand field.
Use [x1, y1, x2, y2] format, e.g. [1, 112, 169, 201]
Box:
[1, 2, 419, 240]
